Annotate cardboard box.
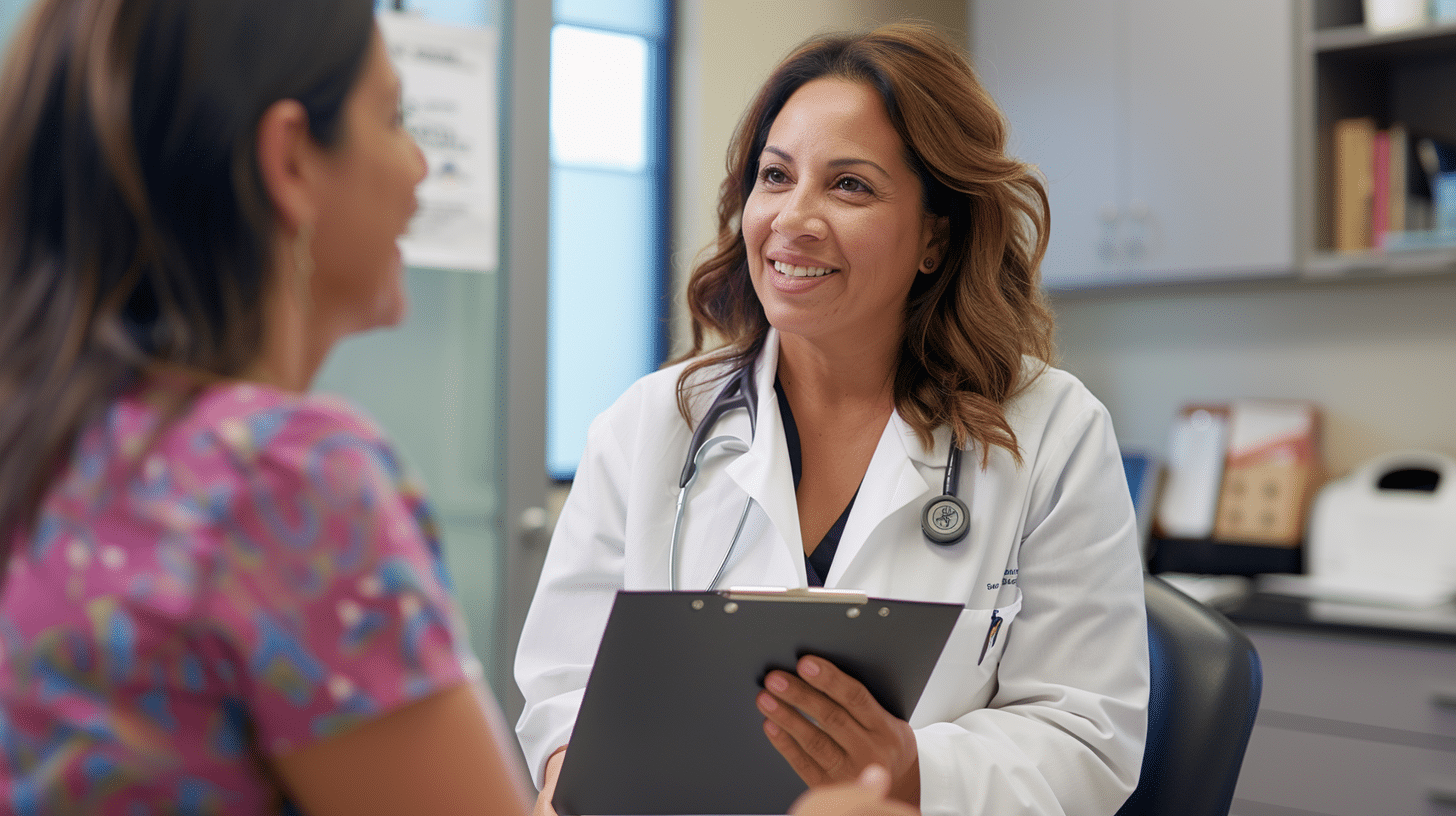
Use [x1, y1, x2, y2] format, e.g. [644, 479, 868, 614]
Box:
[1212, 401, 1323, 547]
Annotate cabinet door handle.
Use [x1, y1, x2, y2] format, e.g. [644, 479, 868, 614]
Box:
[1432, 689, 1456, 710]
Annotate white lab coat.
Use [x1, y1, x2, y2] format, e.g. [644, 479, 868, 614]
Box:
[515, 330, 1149, 816]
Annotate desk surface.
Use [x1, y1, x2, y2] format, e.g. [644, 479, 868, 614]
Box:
[1221, 590, 1456, 647]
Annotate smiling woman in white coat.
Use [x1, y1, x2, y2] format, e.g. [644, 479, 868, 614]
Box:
[515, 21, 1149, 816]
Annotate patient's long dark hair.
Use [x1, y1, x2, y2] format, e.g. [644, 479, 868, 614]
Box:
[0, 0, 374, 580]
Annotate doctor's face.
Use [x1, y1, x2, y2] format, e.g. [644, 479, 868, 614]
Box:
[741, 78, 941, 353]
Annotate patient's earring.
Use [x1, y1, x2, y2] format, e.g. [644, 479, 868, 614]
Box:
[921, 256, 937, 272]
[292, 224, 314, 310]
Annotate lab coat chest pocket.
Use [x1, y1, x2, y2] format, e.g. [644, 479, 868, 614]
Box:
[910, 591, 1022, 726]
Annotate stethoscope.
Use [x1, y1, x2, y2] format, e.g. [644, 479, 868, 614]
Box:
[669, 365, 970, 591]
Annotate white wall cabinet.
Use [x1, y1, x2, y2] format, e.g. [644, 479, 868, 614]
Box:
[971, 0, 1298, 289]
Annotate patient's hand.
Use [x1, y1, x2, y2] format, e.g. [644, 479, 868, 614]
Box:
[788, 765, 920, 816]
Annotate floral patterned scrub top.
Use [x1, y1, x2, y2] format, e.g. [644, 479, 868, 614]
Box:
[0, 380, 472, 815]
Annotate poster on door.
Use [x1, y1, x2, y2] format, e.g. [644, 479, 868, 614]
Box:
[378, 12, 499, 273]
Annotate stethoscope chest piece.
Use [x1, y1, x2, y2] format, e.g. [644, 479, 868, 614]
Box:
[921, 493, 970, 545]
[921, 440, 970, 546]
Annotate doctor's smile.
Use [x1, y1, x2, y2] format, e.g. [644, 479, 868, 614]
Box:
[767, 254, 842, 295]
[774, 260, 837, 279]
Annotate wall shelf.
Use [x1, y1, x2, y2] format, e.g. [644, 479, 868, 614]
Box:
[1304, 2, 1456, 261]
[1312, 21, 1456, 57]
[1302, 246, 1456, 278]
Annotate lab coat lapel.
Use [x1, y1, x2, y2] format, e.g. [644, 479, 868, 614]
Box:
[824, 413, 949, 587]
[722, 332, 806, 585]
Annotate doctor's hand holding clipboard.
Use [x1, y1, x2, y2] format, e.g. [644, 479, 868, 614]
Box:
[515, 20, 1150, 816]
[529, 650, 931, 816]
[756, 656, 923, 803]
[540, 588, 961, 815]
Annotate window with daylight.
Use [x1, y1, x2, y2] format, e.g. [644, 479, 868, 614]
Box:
[547, 0, 671, 481]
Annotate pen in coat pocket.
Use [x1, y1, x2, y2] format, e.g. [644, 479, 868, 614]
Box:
[978, 609, 1003, 665]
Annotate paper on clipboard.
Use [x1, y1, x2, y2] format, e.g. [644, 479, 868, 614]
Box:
[551, 589, 962, 816]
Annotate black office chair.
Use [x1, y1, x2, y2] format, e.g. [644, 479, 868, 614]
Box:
[1114, 574, 1263, 816]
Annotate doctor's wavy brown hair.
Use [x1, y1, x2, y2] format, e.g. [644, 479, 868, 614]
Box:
[674, 20, 1055, 464]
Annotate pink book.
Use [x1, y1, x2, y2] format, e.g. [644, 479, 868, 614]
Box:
[1372, 129, 1391, 249]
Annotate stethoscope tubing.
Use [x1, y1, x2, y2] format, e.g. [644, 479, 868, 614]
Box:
[670, 434, 749, 591]
[670, 365, 969, 590]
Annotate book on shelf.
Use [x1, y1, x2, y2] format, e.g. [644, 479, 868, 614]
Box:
[1372, 128, 1391, 248]
[1387, 123, 1408, 235]
[1333, 116, 1376, 252]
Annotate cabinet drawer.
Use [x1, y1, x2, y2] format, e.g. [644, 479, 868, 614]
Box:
[1234, 725, 1456, 816]
[1246, 627, 1456, 739]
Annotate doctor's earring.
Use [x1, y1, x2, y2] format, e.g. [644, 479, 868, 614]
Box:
[921, 256, 937, 272]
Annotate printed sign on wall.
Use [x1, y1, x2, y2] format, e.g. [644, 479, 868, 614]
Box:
[379, 12, 499, 272]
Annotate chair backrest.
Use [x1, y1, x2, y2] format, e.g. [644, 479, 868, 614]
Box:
[1114, 574, 1263, 816]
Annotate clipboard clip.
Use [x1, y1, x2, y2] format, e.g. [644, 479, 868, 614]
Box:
[720, 586, 870, 604]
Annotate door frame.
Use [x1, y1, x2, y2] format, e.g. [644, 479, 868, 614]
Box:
[497, 0, 551, 726]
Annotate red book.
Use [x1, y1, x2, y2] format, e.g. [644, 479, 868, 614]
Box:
[1372, 129, 1391, 249]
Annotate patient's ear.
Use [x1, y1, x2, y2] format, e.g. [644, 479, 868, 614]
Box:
[255, 99, 321, 232]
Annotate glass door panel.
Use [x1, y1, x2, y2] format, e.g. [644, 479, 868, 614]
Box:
[321, 0, 550, 722]
[314, 267, 507, 688]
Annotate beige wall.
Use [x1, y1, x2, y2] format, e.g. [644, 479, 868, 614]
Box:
[1052, 276, 1456, 478]
[671, 1, 1456, 480]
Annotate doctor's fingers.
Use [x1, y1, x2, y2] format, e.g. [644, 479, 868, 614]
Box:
[756, 677, 880, 782]
[799, 658, 885, 718]
[759, 670, 875, 749]
[530, 791, 559, 816]
[758, 699, 849, 787]
[782, 656, 898, 737]
[530, 746, 568, 816]
[759, 661, 919, 792]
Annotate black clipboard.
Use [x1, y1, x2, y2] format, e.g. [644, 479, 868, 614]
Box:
[551, 588, 963, 815]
